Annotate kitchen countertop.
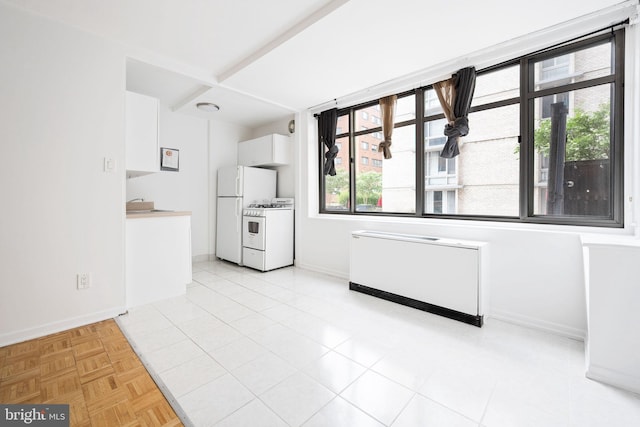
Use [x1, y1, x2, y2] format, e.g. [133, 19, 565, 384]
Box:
[126, 211, 191, 219]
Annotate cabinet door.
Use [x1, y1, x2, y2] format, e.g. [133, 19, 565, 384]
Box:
[126, 216, 192, 308]
[238, 135, 272, 166]
[238, 134, 291, 166]
[126, 91, 159, 175]
[270, 134, 291, 165]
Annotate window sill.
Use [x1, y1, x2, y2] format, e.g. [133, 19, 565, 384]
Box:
[580, 234, 640, 248]
[313, 210, 635, 239]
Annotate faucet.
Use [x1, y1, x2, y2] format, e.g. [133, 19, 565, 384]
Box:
[127, 198, 144, 203]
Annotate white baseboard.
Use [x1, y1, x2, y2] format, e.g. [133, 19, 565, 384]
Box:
[587, 364, 640, 394]
[490, 308, 586, 341]
[294, 261, 348, 280]
[0, 306, 127, 347]
[192, 254, 211, 263]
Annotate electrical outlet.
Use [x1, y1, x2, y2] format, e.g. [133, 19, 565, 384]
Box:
[77, 273, 91, 289]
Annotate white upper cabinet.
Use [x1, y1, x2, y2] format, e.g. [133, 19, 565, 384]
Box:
[238, 134, 291, 167]
[126, 91, 159, 178]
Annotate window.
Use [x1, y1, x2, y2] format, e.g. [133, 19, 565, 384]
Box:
[355, 105, 378, 130]
[539, 54, 570, 84]
[323, 114, 350, 211]
[345, 96, 416, 213]
[426, 190, 456, 214]
[320, 30, 624, 226]
[353, 96, 416, 214]
[323, 135, 349, 211]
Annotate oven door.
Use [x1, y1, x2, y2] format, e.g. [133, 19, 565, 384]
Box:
[242, 216, 266, 251]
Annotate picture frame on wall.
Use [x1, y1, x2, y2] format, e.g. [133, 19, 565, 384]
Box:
[160, 147, 179, 171]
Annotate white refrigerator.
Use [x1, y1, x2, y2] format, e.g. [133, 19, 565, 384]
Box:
[216, 165, 276, 265]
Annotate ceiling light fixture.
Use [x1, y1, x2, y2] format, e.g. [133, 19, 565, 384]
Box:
[196, 102, 220, 112]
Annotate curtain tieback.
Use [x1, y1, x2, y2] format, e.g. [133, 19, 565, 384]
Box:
[378, 140, 392, 159]
[444, 117, 469, 138]
[323, 144, 339, 176]
[324, 144, 339, 161]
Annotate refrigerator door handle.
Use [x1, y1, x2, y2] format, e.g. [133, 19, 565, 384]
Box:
[235, 174, 241, 196]
[236, 198, 242, 232]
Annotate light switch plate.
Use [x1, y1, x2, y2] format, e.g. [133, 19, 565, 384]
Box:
[104, 157, 116, 173]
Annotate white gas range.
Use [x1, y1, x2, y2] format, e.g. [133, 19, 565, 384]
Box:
[242, 198, 294, 271]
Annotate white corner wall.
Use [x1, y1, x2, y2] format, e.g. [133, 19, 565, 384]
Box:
[0, 3, 126, 345]
[126, 105, 209, 257]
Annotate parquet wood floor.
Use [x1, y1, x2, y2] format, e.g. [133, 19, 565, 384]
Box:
[0, 319, 183, 427]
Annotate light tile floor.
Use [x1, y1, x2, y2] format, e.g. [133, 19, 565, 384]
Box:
[117, 260, 640, 427]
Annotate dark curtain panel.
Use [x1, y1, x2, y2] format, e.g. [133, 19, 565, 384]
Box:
[378, 95, 397, 159]
[320, 108, 338, 176]
[437, 66, 477, 158]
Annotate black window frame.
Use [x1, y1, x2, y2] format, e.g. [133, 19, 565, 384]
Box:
[319, 28, 625, 228]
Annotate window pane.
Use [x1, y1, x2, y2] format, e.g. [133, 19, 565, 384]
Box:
[471, 65, 520, 107]
[324, 136, 349, 211]
[532, 84, 612, 217]
[356, 125, 415, 213]
[425, 190, 457, 214]
[355, 96, 414, 129]
[354, 104, 381, 131]
[336, 114, 349, 136]
[424, 88, 443, 116]
[425, 118, 447, 146]
[433, 191, 443, 213]
[425, 104, 520, 215]
[533, 41, 612, 90]
[395, 95, 416, 123]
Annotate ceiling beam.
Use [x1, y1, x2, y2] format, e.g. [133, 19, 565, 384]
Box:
[217, 0, 350, 82]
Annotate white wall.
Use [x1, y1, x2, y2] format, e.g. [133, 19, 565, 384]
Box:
[126, 105, 209, 257]
[0, 3, 126, 345]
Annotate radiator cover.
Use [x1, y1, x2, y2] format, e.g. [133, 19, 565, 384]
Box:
[349, 230, 488, 327]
